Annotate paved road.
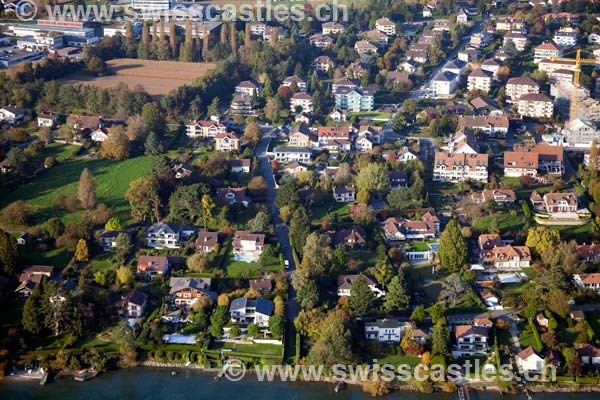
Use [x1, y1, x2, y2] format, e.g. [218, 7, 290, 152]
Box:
[255, 127, 301, 322]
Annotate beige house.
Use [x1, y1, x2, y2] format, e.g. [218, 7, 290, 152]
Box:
[503, 32, 528, 51]
[467, 69, 493, 93]
[215, 132, 240, 152]
[534, 41, 563, 63]
[433, 152, 488, 182]
[517, 93, 554, 118]
[375, 17, 396, 35]
[186, 120, 227, 138]
[506, 77, 540, 101]
[290, 92, 314, 113]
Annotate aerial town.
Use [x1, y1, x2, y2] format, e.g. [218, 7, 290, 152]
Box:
[3, 0, 600, 397]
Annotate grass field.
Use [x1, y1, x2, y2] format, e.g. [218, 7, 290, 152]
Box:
[60, 59, 216, 97]
[20, 244, 71, 268]
[39, 143, 81, 162]
[309, 202, 351, 222]
[1, 155, 153, 222]
[224, 255, 282, 278]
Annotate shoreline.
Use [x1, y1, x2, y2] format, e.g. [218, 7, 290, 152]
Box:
[5, 363, 600, 395]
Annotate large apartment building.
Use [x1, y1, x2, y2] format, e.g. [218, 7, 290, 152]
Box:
[433, 152, 489, 182]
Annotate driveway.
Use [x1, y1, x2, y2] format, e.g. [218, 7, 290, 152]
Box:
[255, 126, 300, 321]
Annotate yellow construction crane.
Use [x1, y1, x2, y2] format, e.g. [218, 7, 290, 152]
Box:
[551, 49, 600, 125]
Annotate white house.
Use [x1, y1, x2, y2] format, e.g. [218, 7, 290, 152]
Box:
[516, 346, 545, 373]
[553, 27, 577, 47]
[452, 325, 489, 359]
[365, 319, 403, 343]
[431, 71, 458, 97]
[124, 289, 148, 318]
[573, 273, 600, 292]
[0, 106, 25, 125]
[146, 223, 182, 249]
[290, 92, 314, 113]
[355, 135, 374, 152]
[229, 296, 273, 327]
[37, 113, 56, 128]
[333, 186, 355, 202]
[375, 17, 396, 36]
[397, 147, 418, 162]
[232, 231, 265, 262]
[273, 147, 312, 163]
[337, 274, 385, 297]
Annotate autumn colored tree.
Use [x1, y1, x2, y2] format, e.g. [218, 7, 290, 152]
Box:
[101, 126, 130, 160]
[78, 168, 96, 209]
[74, 239, 89, 262]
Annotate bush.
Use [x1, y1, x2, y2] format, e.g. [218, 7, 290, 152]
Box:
[229, 326, 241, 338]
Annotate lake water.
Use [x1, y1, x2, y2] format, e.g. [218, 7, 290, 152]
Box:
[0, 368, 595, 400]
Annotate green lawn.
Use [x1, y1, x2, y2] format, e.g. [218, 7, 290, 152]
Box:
[518, 322, 541, 352]
[309, 202, 351, 222]
[224, 255, 282, 278]
[2, 155, 154, 222]
[207, 341, 283, 360]
[410, 241, 430, 251]
[38, 142, 81, 162]
[88, 252, 115, 273]
[474, 211, 525, 235]
[20, 244, 71, 269]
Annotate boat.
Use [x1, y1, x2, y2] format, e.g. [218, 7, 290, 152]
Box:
[40, 372, 49, 386]
[74, 369, 98, 382]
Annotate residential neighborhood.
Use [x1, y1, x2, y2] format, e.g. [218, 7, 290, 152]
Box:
[4, 1, 600, 398]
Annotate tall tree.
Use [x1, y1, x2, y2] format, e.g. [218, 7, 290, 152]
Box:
[101, 126, 130, 160]
[526, 226, 560, 258]
[78, 168, 96, 209]
[138, 20, 150, 59]
[124, 21, 136, 57]
[289, 206, 310, 255]
[300, 233, 332, 277]
[151, 21, 158, 46]
[43, 281, 74, 336]
[431, 323, 450, 358]
[142, 102, 166, 134]
[230, 23, 237, 54]
[201, 194, 215, 229]
[169, 19, 177, 58]
[245, 22, 251, 45]
[74, 239, 89, 262]
[349, 275, 375, 316]
[0, 228, 18, 276]
[144, 131, 163, 156]
[22, 278, 44, 335]
[291, 269, 319, 308]
[243, 122, 262, 145]
[437, 219, 467, 272]
[383, 273, 410, 313]
[203, 27, 209, 60]
[355, 163, 389, 195]
[126, 177, 161, 222]
[220, 23, 228, 44]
